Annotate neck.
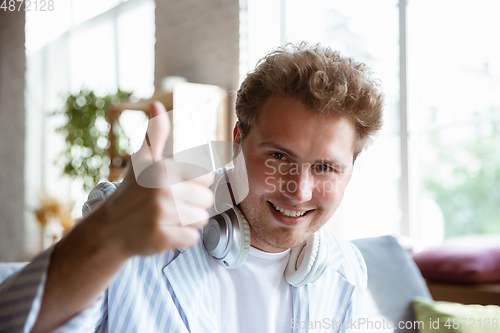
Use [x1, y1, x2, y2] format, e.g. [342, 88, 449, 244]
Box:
[248, 225, 289, 253]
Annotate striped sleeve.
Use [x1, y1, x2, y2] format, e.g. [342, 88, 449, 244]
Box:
[0, 246, 53, 332]
[0, 245, 108, 332]
[0, 182, 121, 333]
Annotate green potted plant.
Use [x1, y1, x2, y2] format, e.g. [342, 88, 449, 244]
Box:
[54, 89, 132, 191]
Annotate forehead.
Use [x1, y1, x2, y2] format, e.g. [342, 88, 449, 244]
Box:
[250, 95, 356, 164]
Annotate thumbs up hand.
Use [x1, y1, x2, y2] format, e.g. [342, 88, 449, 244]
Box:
[100, 101, 214, 257]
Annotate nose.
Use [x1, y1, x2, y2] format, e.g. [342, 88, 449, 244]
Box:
[281, 170, 313, 203]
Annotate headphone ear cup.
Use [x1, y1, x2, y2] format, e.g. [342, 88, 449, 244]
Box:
[203, 206, 250, 269]
[204, 169, 251, 269]
[285, 231, 328, 287]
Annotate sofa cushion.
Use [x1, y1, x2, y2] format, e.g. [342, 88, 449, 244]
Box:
[412, 296, 500, 333]
[353, 235, 432, 333]
[412, 235, 500, 284]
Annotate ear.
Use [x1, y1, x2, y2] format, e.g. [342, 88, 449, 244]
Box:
[233, 122, 242, 159]
[233, 122, 241, 144]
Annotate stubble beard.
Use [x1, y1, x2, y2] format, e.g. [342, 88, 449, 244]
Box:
[238, 194, 322, 251]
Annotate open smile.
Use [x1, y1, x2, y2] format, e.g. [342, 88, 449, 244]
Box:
[267, 201, 313, 226]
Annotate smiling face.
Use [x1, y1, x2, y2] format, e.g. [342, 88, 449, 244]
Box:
[234, 95, 357, 252]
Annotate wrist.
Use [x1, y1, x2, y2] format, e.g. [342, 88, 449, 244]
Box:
[67, 205, 133, 264]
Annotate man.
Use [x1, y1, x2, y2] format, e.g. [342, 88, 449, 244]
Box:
[0, 42, 383, 332]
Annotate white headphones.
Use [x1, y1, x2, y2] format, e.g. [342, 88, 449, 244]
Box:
[202, 169, 329, 287]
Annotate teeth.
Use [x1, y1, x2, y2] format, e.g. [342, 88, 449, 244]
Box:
[271, 203, 307, 217]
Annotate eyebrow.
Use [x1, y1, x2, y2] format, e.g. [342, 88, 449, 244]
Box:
[257, 142, 350, 170]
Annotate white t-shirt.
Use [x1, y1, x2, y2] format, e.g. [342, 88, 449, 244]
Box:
[209, 246, 293, 333]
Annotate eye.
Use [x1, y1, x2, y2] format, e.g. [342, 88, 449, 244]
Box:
[316, 164, 333, 172]
[271, 152, 285, 160]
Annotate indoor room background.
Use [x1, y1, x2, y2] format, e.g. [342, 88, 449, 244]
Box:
[0, 0, 499, 261]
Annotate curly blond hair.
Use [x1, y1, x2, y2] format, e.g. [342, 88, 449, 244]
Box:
[235, 42, 384, 160]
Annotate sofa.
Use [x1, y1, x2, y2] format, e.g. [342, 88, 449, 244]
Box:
[0, 235, 431, 332]
[352, 236, 432, 333]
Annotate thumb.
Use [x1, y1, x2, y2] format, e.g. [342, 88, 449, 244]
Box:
[147, 101, 171, 159]
[129, 101, 171, 181]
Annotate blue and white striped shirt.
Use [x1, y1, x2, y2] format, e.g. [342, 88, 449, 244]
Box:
[0, 182, 367, 333]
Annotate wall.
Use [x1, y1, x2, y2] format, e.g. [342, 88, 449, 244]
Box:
[155, 0, 240, 139]
[0, 10, 26, 261]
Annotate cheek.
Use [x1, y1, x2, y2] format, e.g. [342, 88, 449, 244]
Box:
[245, 160, 276, 194]
[312, 178, 346, 205]
[244, 152, 286, 193]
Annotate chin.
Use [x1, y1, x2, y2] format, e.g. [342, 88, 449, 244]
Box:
[251, 222, 314, 250]
[240, 194, 323, 250]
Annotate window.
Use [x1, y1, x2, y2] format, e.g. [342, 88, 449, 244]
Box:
[241, 0, 500, 245]
[408, 0, 500, 243]
[25, 0, 155, 252]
